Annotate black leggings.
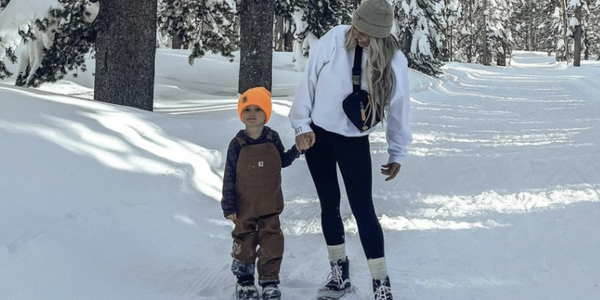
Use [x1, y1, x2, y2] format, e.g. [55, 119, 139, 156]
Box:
[305, 124, 385, 259]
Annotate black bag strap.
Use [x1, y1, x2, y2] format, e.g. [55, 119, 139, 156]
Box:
[352, 46, 363, 92]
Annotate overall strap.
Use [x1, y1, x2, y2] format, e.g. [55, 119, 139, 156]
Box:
[235, 137, 246, 147]
[265, 131, 274, 143]
[236, 130, 274, 147]
[352, 46, 363, 93]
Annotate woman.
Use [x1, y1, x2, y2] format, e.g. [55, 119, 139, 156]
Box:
[288, 0, 412, 299]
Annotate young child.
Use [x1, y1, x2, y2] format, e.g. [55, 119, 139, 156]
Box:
[221, 87, 301, 300]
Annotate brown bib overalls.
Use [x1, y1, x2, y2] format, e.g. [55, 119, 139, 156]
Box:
[232, 140, 284, 283]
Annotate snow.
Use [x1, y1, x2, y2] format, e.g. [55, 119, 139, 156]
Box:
[1, 50, 600, 300]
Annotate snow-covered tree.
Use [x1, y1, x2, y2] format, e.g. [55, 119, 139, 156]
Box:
[16, 0, 98, 87]
[291, 0, 356, 71]
[454, 0, 478, 63]
[555, 0, 571, 61]
[0, 41, 16, 79]
[567, 0, 589, 66]
[396, 0, 446, 76]
[442, 0, 461, 61]
[297, 0, 353, 38]
[157, 0, 238, 64]
[511, 0, 555, 53]
[0, 0, 63, 81]
[588, 0, 600, 59]
[274, 0, 295, 51]
[482, 0, 514, 66]
[451, 0, 515, 66]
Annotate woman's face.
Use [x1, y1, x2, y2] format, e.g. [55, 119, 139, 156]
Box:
[352, 26, 371, 48]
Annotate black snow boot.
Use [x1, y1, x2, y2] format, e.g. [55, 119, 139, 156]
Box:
[236, 275, 259, 300]
[317, 257, 351, 299]
[372, 276, 393, 300]
[261, 282, 281, 300]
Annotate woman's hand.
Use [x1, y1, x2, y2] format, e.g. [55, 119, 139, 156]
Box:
[381, 163, 401, 181]
[296, 132, 316, 151]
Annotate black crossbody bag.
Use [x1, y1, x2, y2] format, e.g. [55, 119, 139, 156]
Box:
[342, 46, 381, 132]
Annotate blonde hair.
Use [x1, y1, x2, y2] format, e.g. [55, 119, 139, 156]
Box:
[344, 27, 399, 126]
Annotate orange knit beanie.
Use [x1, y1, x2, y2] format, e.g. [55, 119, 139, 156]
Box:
[238, 87, 272, 123]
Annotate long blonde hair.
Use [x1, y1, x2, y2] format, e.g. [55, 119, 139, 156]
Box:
[344, 28, 399, 126]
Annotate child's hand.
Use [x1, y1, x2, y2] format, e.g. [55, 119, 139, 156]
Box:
[294, 144, 306, 155]
[226, 214, 237, 220]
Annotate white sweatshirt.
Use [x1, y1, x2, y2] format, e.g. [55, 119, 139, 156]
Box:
[289, 25, 412, 165]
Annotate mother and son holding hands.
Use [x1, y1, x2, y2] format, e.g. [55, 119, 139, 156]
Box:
[220, 0, 412, 299]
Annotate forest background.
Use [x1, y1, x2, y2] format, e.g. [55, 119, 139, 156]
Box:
[1, 0, 600, 112]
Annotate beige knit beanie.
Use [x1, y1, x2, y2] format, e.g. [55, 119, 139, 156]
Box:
[352, 0, 394, 38]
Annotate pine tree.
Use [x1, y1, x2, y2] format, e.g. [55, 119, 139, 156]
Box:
[454, 0, 478, 63]
[587, 0, 600, 59]
[484, 0, 514, 66]
[511, 0, 556, 54]
[395, 0, 445, 76]
[274, 0, 295, 51]
[157, 0, 239, 64]
[442, 0, 462, 61]
[16, 0, 98, 87]
[290, 0, 355, 70]
[540, 0, 559, 54]
[0, 40, 16, 79]
[556, 0, 571, 61]
[1, 0, 18, 79]
[297, 0, 351, 39]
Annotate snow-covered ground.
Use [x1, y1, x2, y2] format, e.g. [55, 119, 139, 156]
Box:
[1, 50, 599, 300]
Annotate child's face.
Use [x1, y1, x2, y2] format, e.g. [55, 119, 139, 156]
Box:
[241, 105, 266, 126]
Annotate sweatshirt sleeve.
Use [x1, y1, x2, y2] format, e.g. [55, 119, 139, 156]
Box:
[289, 31, 334, 136]
[221, 139, 240, 217]
[385, 52, 413, 165]
[271, 131, 301, 168]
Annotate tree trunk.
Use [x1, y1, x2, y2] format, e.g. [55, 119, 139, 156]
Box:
[95, 0, 157, 111]
[561, 0, 569, 62]
[497, 40, 507, 66]
[466, 0, 473, 63]
[481, 0, 490, 65]
[284, 19, 294, 52]
[527, 23, 532, 51]
[573, 5, 582, 67]
[583, 36, 589, 60]
[172, 32, 184, 49]
[238, 0, 275, 93]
